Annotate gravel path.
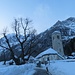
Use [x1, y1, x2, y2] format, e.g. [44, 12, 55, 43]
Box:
[33, 68, 52, 75]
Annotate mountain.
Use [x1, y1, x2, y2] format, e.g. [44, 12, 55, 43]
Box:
[32, 17, 75, 56]
[0, 17, 75, 61]
[0, 33, 24, 49]
[0, 33, 24, 61]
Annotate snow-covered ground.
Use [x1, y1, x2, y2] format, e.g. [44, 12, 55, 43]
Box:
[48, 59, 75, 75]
[0, 62, 36, 75]
[0, 59, 75, 75]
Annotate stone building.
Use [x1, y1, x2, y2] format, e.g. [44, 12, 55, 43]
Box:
[52, 31, 64, 56]
[36, 48, 64, 63]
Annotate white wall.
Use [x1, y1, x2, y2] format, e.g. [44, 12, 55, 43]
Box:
[52, 32, 64, 56]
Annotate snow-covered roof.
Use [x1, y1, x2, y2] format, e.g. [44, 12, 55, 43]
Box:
[36, 48, 57, 58]
[52, 31, 61, 34]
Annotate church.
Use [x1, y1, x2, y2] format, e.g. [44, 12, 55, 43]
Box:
[52, 31, 64, 57]
[35, 31, 65, 63]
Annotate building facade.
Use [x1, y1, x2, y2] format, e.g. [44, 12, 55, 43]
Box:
[52, 31, 64, 56]
[36, 48, 64, 63]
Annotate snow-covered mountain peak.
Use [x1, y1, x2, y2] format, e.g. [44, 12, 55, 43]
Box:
[56, 20, 61, 24]
[61, 17, 75, 31]
[54, 20, 62, 26]
[52, 17, 75, 34]
[66, 17, 75, 22]
[62, 17, 75, 25]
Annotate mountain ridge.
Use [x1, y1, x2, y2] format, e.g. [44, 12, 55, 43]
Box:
[0, 17, 75, 61]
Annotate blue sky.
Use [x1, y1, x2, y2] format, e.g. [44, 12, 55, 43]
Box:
[0, 0, 75, 34]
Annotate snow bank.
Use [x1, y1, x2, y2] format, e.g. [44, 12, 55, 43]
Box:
[48, 59, 75, 75]
[0, 63, 36, 75]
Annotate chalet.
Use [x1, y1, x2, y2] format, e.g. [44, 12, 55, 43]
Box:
[36, 48, 64, 63]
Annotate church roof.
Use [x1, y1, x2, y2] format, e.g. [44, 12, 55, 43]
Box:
[36, 48, 57, 59]
[52, 31, 61, 34]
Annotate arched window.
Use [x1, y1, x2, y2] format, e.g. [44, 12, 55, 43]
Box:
[57, 35, 60, 39]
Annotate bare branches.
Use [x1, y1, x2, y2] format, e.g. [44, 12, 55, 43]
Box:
[12, 18, 37, 62]
[13, 18, 32, 43]
[0, 17, 37, 65]
[14, 19, 22, 44]
[0, 44, 9, 50]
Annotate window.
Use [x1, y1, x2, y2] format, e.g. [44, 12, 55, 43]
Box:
[57, 35, 60, 39]
[47, 57, 50, 61]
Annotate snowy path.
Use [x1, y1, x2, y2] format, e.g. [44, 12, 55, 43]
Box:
[33, 67, 52, 75]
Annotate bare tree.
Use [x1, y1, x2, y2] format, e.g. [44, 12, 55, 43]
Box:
[0, 29, 20, 65]
[0, 18, 37, 65]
